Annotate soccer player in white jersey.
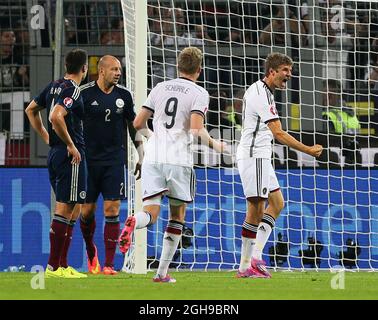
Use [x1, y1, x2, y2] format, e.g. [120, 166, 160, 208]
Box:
[118, 46, 226, 283]
[236, 52, 323, 278]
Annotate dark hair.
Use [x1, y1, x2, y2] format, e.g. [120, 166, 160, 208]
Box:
[65, 49, 87, 74]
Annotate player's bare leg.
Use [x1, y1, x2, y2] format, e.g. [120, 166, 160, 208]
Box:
[102, 200, 121, 275]
[265, 189, 285, 220]
[246, 197, 266, 225]
[153, 201, 186, 283]
[118, 195, 162, 254]
[80, 203, 100, 274]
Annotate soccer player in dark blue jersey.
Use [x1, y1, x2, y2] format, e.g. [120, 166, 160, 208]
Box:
[25, 49, 89, 278]
[80, 55, 143, 275]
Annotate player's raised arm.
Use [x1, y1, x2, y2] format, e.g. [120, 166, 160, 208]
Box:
[267, 119, 323, 158]
[190, 113, 226, 153]
[25, 100, 49, 145]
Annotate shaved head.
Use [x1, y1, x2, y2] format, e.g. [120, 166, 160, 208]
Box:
[97, 55, 122, 90]
[98, 55, 120, 71]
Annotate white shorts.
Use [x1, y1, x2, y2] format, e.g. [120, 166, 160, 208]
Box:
[237, 158, 280, 199]
[141, 162, 196, 203]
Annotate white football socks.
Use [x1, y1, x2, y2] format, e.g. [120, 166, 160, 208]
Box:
[156, 220, 183, 278]
[239, 221, 258, 272]
[252, 214, 275, 261]
[240, 237, 256, 272]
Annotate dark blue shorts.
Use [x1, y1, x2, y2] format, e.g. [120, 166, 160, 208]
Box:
[85, 164, 127, 203]
[48, 146, 88, 204]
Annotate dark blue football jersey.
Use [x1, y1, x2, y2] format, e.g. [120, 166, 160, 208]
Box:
[80, 81, 136, 165]
[34, 78, 85, 149]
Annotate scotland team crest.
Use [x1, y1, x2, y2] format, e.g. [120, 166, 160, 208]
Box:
[116, 98, 124, 113]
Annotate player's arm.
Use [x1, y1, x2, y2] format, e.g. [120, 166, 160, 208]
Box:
[268, 119, 323, 157]
[50, 104, 81, 164]
[190, 113, 226, 153]
[133, 107, 153, 139]
[126, 120, 144, 180]
[25, 100, 49, 145]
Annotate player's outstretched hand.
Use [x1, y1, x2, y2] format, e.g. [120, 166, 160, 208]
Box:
[67, 144, 81, 164]
[308, 144, 323, 158]
[212, 139, 230, 154]
[134, 162, 142, 180]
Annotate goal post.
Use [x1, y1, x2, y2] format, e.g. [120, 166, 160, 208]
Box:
[121, 0, 378, 272]
[121, 0, 147, 274]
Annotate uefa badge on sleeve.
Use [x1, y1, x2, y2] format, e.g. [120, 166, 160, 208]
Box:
[270, 105, 277, 116]
[63, 97, 74, 108]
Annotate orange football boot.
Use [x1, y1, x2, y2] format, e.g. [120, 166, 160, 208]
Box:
[87, 245, 101, 274]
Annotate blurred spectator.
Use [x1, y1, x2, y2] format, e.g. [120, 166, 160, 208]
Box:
[268, 232, 289, 267]
[110, 18, 124, 45]
[337, 238, 361, 269]
[298, 235, 323, 268]
[321, 21, 353, 90]
[187, 25, 213, 45]
[64, 1, 122, 45]
[299, 1, 310, 38]
[98, 20, 123, 46]
[65, 18, 77, 45]
[207, 90, 233, 132]
[100, 31, 114, 45]
[150, 8, 211, 47]
[150, 7, 211, 86]
[259, 5, 308, 47]
[366, 38, 378, 90]
[224, 89, 244, 130]
[367, 58, 378, 91]
[320, 1, 361, 90]
[322, 79, 361, 165]
[0, 27, 29, 91]
[224, 29, 242, 43]
[14, 18, 29, 50]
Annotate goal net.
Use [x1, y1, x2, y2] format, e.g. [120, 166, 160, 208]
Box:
[122, 0, 378, 271]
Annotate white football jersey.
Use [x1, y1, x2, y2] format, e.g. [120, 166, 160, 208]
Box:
[143, 77, 209, 167]
[236, 80, 279, 160]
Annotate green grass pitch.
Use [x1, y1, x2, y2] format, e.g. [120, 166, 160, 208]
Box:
[0, 271, 377, 300]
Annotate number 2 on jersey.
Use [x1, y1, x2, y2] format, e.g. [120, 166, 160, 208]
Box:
[164, 97, 178, 129]
[105, 109, 111, 122]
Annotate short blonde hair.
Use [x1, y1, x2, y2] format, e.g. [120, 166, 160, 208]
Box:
[264, 52, 293, 76]
[177, 47, 202, 75]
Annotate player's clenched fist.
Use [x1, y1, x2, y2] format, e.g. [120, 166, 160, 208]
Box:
[309, 144, 323, 158]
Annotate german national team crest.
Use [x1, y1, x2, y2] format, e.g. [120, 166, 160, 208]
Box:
[116, 98, 124, 113]
[63, 97, 73, 108]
